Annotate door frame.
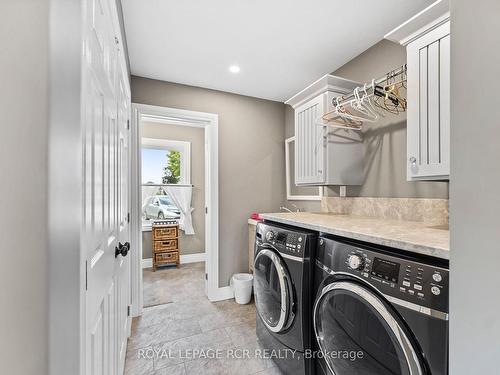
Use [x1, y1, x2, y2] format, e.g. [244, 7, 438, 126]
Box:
[130, 103, 226, 317]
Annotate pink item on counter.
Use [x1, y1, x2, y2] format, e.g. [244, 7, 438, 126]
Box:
[250, 212, 263, 221]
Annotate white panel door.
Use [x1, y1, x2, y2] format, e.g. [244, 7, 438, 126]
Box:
[83, 0, 130, 374]
[114, 61, 132, 375]
[407, 22, 450, 180]
[294, 94, 326, 185]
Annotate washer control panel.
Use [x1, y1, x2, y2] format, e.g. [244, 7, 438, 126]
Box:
[317, 236, 449, 313]
[256, 222, 314, 259]
[275, 231, 304, 256]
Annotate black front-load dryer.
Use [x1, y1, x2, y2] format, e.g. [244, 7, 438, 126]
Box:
[313, 235, 449, 375]
[253, 221, 317, 375]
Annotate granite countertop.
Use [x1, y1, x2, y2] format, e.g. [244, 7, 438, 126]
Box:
[260, 212, 449, 260]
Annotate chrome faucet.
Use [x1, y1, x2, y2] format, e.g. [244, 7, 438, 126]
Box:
[280, 204, 301, 213]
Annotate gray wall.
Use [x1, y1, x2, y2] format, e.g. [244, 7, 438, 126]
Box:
[131, 77, 286, 286]
[142, 121, 205, 258]
[0, 1, 49, 374]
[48, 1, 85, 374]
[284, 40, 449, 212]
[450, 1, 500, 373]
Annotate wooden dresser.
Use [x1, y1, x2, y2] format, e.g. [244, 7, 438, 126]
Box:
[152, 221, 180, 271]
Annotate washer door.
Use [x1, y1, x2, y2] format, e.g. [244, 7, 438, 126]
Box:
[253, 247, 294, 333]
[313, 281, 425, 375]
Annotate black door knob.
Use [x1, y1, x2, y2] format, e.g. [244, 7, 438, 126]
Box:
[115, 242, 131, 258]
[115, 244, 122, 258]
[120, 242, 130, 257]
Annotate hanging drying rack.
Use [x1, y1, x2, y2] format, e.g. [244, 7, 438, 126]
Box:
[334, 64, 406, 106]
[317, 64, 408, 131]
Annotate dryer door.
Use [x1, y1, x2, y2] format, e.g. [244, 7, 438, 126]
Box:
[313, 281, 426, 375]
[254, 247, 294, 333]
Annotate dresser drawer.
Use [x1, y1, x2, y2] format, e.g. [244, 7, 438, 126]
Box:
[154, 239, 178, 252]
[155, 251, 179, 264]
[153, 226, 178, 240]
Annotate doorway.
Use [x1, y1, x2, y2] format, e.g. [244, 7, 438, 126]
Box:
[130, 104, 227, 317]
[141, 122, 205, 307]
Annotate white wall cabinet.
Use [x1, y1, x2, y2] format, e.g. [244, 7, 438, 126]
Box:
[286, 75, 364, 186]
[407, 22, 450, 180]
[385, 0, 450, 181]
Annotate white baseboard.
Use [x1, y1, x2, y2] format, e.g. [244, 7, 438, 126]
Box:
[142, 258, 153, 269]
[142, 252, 206, 269]
[181, 252, 206, 264]
[208, 286, 234, 302]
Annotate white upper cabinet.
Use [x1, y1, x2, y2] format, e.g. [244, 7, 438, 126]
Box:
[407, 23, 450, 180]
[286, 75, 364, 186]
[386, 0, 450, 181]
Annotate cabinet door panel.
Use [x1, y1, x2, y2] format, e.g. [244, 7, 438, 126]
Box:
[427, 40, 441, 165]
[294, 94, 325, 185]
[407, 22, 450, 180]
[418, 47, 428, 165]
[439, 34, 451, 166]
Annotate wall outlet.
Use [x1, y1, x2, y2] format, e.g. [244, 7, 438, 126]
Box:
[340, 186, 347, 197]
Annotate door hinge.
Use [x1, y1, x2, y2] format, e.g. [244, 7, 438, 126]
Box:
[85, 260, 88, 291]
[205, 273, 208, 281]
[127, 305, 131, 317]
[127, 212, 130, 223]
[127, 119, 130, 130]
[205, 207, 208, 214]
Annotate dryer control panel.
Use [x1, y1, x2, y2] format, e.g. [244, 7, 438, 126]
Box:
[316, 236, 449, 314]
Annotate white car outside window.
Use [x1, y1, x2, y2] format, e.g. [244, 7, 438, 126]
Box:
[143, 195, 181, 220]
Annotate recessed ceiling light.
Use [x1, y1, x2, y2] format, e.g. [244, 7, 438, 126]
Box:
[229, 65, 240, 73]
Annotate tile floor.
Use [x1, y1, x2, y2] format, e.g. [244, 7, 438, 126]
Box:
[125, 262, 281, 375]
[142, 262, 206, 307]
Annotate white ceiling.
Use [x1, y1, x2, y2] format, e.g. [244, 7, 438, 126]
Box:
[121, 0, 433, 102]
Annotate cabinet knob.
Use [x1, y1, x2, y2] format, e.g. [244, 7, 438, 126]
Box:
[318, 169, 323, 174]
[409, 156, 418, 174]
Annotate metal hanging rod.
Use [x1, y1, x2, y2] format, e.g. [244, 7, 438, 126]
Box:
[333, 64, 407, 106]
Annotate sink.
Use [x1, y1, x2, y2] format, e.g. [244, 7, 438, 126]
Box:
[312, 212, 346, 216]
[426, 224, 449, 230]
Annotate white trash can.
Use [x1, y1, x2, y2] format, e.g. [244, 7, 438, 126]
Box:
[231, 273, 254, 304]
